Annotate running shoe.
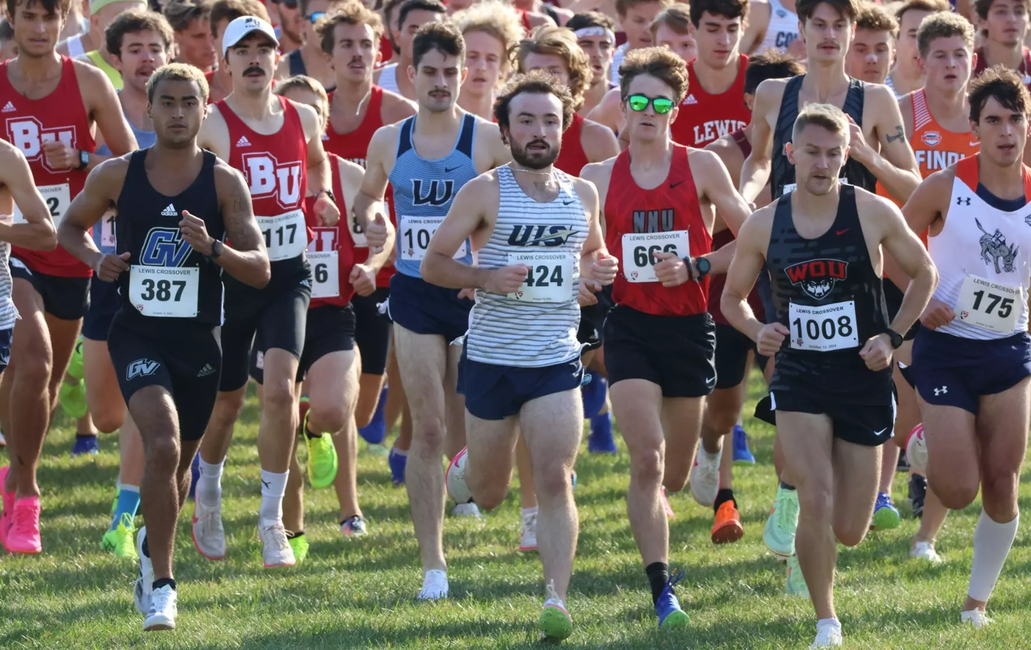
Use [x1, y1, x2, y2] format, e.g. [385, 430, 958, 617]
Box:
[660, 486, 675, 519]
[689, 447, 721, 506]
[102, 512, 138, 561]
[70, 434, 99, 457]
[896, 450, 910, 472]
[909, 473, 927, 519]
[763, 485, 799, 558]
[134, 527, 154, 615]
[418, 569, 449, 600]
[304, 412, 338, 489]
[587, 412, 617, 455]
[365, 443, 389, 457]
[388, 447, 407, 486]
[67, 337, 84, 380]
[452, 502, 481, 518]
[539, 580, 573, 641]
[961, 609, 992, 629]
[871, 492, 900, 530]
[340, 515, 368, 537]
[191, 500, 226, 560]
[810, 625, 843, 647]
[288, 533, 309, 563]
[0, 466, 12, 546]
[144, 585, 177, 631]
[906, 424, 927, 473]
[732, 425, 756, 465]
[910, 540, 943, 564]
[655, 569, 689, 629]
[786, 554, 809, 598]
[259, 519, 295, 568]
[711, 500, 744, 544]
[519, 510, 538, 552]
[59, 381, 88, 420]
[5, 496, 41, 554]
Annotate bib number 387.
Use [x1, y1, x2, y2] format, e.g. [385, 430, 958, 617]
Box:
[621, 230, 690, 283]
[129, 265, 199, 318]
[507, 252, 574, 303]
[788, 300, 858, 351]
[954, 275, 1022, 333]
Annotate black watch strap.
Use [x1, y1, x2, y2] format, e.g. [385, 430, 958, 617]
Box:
[208, 240, 223, 259]
[885, 328, 903, 349]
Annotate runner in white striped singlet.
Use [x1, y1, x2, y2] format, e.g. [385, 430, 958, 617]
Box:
[421, 71, 617, 642]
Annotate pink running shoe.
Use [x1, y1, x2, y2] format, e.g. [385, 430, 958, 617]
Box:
[6, 496, 42, 554]
[660, 487, 675, 519]
[0, 466, 12, 546]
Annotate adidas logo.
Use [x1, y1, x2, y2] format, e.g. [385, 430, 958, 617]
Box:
[1, 101, 15, 113]
[161, 204, 178, 217]
[683, 95, 697, 105]
[197, 363, 216, 377]
[236, 136, 251, 147]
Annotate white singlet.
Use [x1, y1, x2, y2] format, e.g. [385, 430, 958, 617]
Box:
[757, 0, 800, 55]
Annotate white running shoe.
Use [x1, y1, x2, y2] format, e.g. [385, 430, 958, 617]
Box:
[961, 609, 993, 629]
[910, 540, 943, 564]
[906, 424, 927, 473]
[191, 499, 226, 560]
[519, 511, 538, 552]
[418, 569, 449, 600]
[689, 446, 722, 506]
[134, 526, 154, 615]
[144, 585, 177, 631]
[811, 626, 843, 647]
[452, 503, 482, 518]
[259, 519, 295, 568]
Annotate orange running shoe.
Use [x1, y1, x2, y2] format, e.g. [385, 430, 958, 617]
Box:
[711, 500, 744, 544]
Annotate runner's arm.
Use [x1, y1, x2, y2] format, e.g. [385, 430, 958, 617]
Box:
[353, 126, 394, 230]
[299, 102, 339, 226]
[0, 144, 57, 250]
[575, 179, 616, 296]
[84, 64, 138, 161]
[739, 81, 776, 203]
[853, 88, 922, 203]
[876, 197, 938, 335]
[721, 208, 772, 342]
[884, 170, 948, 289]
[740, 2, 768, 54]
[340, 161, 394, 271]
[696, 149, 751, 236]
[59, 159, 123, 271]
[213, 165, 271, 289]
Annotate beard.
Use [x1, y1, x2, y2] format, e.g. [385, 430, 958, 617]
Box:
[511, 139, 559, 170]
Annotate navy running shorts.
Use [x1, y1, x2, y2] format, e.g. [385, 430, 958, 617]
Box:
[770, 383, 896, 447]
[459, 347, 585, 420]
[388, 272, 471, 344]
[10, 257, 90, 321]
[251, 303, 356, 384]
[82, 277, 121, 341]
[353, 287, 392, 376]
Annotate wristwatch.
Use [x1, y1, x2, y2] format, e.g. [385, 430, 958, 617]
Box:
[885, 328, 903, 349]
[316, 189, 336, 203]
[694, 257, 711, 279]
[76, 150, 90, 171]
[208, 239, 224, 259]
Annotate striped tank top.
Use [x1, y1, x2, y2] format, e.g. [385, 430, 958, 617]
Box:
[466, 165, 588, 367]
[0, 233, 13, 330]
[389, 112, 477, 278]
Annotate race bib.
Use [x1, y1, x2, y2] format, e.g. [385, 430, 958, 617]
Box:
[257, 210, 306, 262]
[129, 265, 199, 318]
[350, 212, 368, 248]
[954, 274, 1023, 333]
[399, 215, 467, 261]
[14, 183, 70, 227]
[507, 252, 575, 303]
[621, 230, 690, 283]
[99, 209, 116, 249]
[788, 300, 859, 351]
[309, 250, 339, 299]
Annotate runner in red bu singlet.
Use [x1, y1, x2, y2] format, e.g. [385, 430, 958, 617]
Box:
[0, 0, 136, 556]
[581, 46, 751, 629]
[193, 16, 340, 571]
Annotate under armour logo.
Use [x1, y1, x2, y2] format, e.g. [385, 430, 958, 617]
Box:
[934, 386, 948, 396]
[956, 197, 971, 206]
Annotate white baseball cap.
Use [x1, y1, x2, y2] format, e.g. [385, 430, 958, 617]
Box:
[222, 16, 280, 57]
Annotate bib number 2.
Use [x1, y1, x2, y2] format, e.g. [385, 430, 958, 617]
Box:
[13, 183, 70, 227]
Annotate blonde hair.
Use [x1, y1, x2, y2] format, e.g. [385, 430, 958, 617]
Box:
[515, 26, 593, 111]
[453, 0, 522, 77]
[275, 75, 330, 131]
[792, 103, 850, 142]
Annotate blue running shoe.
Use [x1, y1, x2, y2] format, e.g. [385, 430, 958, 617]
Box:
[580, 371, 607, 418]
[358, 388, 388, 445]
[732, 426, 756, 465]
[388, 447, 407, 486]
[655, 569, 689, 629]
[188, 453, 200, 500]
[588, 412, 617, 455]
[70, 434, 99, 457]
[871, 492, 900, 530]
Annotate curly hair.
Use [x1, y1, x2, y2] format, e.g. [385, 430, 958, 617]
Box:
[515, 26, 593, 111]
[618, 45, 689, 104]
[494, 69, 576, 136]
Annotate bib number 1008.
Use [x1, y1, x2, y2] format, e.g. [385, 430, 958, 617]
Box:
[788, 300, 859, 351]
[791, 315, 853, 341]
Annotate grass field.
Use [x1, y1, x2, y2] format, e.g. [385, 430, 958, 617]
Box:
[2, 371, 1031, 649]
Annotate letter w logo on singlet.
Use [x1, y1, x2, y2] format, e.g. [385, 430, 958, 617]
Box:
[412, 179, 454, 206]
[242, 152, 302, 209]
[785, 259, 848, 300]
[632, 209, 675, 233]
[7, 117, 75, 172]
[141, 228, 192, 267]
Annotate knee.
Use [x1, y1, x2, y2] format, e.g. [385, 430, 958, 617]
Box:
[262, 379, 295, 413]
[145, 435, 180, 472]
[413, 422, 446, 456]
[469, 477, 507, 511]
[534, 462, 572, 501]
[211, 391, 245, 426]
[833, 519, 868, 548]
[980, 471, 1018, 519]
[15, 351, 51, 389]
[309, 403, 349, 435]
[91, 407, 124, 435]
[929, 469, 979, 510]
[707, 405, 740, 437]
[797, 485, 833, 527]
[630, 447, 664, 486]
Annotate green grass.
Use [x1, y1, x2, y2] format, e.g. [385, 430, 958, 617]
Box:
[3, 372, 1031, 649]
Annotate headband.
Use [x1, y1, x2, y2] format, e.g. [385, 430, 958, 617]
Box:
[573, 26, 616, 44]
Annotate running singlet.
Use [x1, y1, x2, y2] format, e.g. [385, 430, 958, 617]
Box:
[973, 46, 1031, 87]
[85, 50, 122, 91]
[466, 165, 588, 367]
[306, 153, 357, 308]
[286, 50, 335, 92]
[931, 155, 1031, 340]
[216, 95, 311, 277]
[604, 144, 711, 316]
[766, 185, 891, 398]
[0, 56, 95, 277]
[772, 75, 875, 199]
[671, 55, 749, 148]
[388, 113, 477, 278]
[909, 89, 979, 177]
[115, 149, 225, 325]
[94, 121, 158, 254]
[555, 113, 589, 175]
[377, 63, 400, 95]
[757, 0, 799, 54]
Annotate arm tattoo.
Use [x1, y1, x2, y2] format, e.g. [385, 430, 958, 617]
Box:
[885, 126, 905, 143]
[223, 179, 262, 251]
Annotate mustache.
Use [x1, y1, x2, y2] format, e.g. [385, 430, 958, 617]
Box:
[243, 66, 266, 76]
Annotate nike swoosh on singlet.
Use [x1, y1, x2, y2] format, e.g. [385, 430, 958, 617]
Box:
[563, 200, 574, 205]
[670, 181, 683, 189]
[969, 141, 979, 147]
[444, 166, 459, 173]
[836, 229, 849, 236]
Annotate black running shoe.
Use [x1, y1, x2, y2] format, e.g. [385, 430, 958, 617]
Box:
[909, 473, 927, 519]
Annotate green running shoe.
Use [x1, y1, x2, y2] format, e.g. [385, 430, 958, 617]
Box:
[763, 485, 799, 558]
[304, 412, 338, 489]
[539, 581, 573, 642]
[59, 379, 87, 419]
[785, 554, 809, 599]
[67, 338, 84, 381]
[288, 533, 309, 563]
[101, 512, 138, 561]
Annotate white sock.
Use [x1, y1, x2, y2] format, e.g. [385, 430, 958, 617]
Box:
[521, 506, 538, 519]
[259, 469, 289, 524]
[700, 446, 720, 462]
[816, 618, 841, 632]
[197, 459, 224, 509]
[969, 509, 1019, 602]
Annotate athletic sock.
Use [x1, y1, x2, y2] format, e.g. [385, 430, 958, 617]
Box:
[286, 530, 305, 539]
[259, 469, 289, 523]
[590, 411, 613, 440]
[779, 481, 796, 491]
[521, 506, 538, 519]
[645, 562, 670, 605]
[714, 488, 736, 515]
[110, 484, 141, 530]
[969, 509, 1019, 602]
[196, 458, 224, 508]
[816, 617, 841, 634]
[152, 577, 176, 591]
